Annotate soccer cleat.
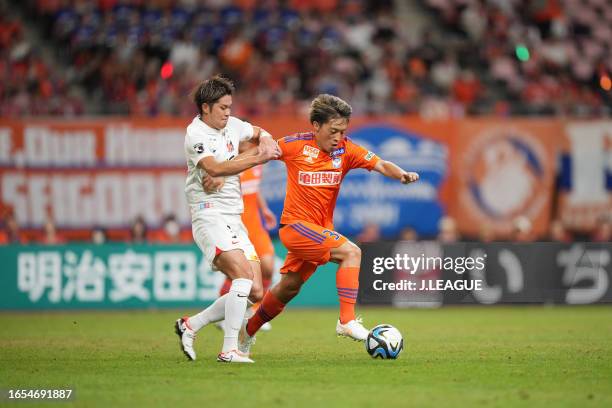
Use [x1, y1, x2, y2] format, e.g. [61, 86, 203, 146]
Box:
[336, 316, 369, 342]
[174, 317, 196, 361]
[216, 349, 254, 363]
[238, 319, 256, 356]
[260, 322, 272, 331]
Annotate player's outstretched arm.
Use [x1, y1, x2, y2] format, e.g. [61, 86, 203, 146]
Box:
[197, 145, 279, 177]
[373, 160, 419, 184]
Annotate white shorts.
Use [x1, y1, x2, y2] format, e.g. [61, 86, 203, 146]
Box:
[192, 212, 259, 270]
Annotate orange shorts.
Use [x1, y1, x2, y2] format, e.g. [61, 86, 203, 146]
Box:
[242, 212, 274, 258]
[279, 221, 347, 282]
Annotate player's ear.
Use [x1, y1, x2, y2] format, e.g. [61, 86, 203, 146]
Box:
[313, 121, 321, 132]
[202, 103, 210, 115]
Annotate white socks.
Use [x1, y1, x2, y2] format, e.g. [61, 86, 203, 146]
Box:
[187, 292, 255, 333]
[188, 294, 229, 332]
[222, 278, 253, 352]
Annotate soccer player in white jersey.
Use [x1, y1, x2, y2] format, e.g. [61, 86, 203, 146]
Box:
[174, 75, 280, 363]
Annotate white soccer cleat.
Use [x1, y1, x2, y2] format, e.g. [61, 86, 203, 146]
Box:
[217, 349, 254, 363]
[260, 322, 272, 331]
[336, 316, 369, 342]
[174, 317, 197, 361]
[238, 319, 256, 356]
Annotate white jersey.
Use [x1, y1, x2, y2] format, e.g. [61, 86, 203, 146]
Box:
[184, 115, 254, 215]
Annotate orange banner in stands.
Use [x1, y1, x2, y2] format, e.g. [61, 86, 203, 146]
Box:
[4, 116, 608, 240]
[447, 119, 560, 239]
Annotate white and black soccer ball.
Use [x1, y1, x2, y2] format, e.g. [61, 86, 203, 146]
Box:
[366, 324, 403, 359]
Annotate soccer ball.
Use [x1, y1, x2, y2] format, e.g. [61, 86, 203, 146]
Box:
[366, 324, 403, 359]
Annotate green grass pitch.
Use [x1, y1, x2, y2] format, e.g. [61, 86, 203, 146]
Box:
[1, 306, 611, 407]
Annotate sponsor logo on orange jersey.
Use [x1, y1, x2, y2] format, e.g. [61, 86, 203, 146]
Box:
[298, 171, 342, 186]
[303, 145, 320, 162]
[330, 147, 345, 157]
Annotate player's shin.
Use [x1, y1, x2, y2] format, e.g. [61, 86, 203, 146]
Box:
[222, 278, 253, 353]
[246, 291, 286, 336]
[188, 293, 229, 332]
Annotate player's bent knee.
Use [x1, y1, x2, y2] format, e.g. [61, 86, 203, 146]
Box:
[335, 241, 361, 261]
[223, 260, 254, 280]
[216, 250, 254, 280]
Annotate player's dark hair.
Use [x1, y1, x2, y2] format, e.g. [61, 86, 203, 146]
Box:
[309, 94, 352, 125]
[191, 75, 235, 116]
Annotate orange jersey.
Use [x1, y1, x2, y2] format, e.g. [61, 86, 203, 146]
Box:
[240, 165, 274, 257]
[277, 132, 380, 228]
[240, 165, 263, 211]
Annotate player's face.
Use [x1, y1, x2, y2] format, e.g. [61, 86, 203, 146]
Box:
[313, 117, 349, 153]
[203, 94, 232, 130]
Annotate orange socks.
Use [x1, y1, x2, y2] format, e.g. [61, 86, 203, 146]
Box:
[336, 267, 360, 324]
[246, 291, 286, 336]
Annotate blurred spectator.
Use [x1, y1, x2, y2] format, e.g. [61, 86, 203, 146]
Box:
[2, 213, 27, 244]
[511, 216, 533, 242]
[437, 216, 459, 243]
[591, 216, 611, 242]
[155, 214, 182, 244]
[399, 227, 418, 242]
[91, 226, 108, 245]
[357, 223, 381, 244]
[130, 215, 148, 244]
[478, 224, 495, 243]
[452, 70, 481, 111]
[549, 219, 572, 242]
[41, 216, 65, 245]
[0, 225, 7, 245]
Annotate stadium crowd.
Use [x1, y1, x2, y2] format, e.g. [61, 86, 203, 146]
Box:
[0, 210, 195, 244]
[1, 0, 609, 117]
[1, 208, 611, 244]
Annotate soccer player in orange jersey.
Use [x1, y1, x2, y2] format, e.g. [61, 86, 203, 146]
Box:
[238, 94, 419, 354]
[215, 165, 277, 330]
